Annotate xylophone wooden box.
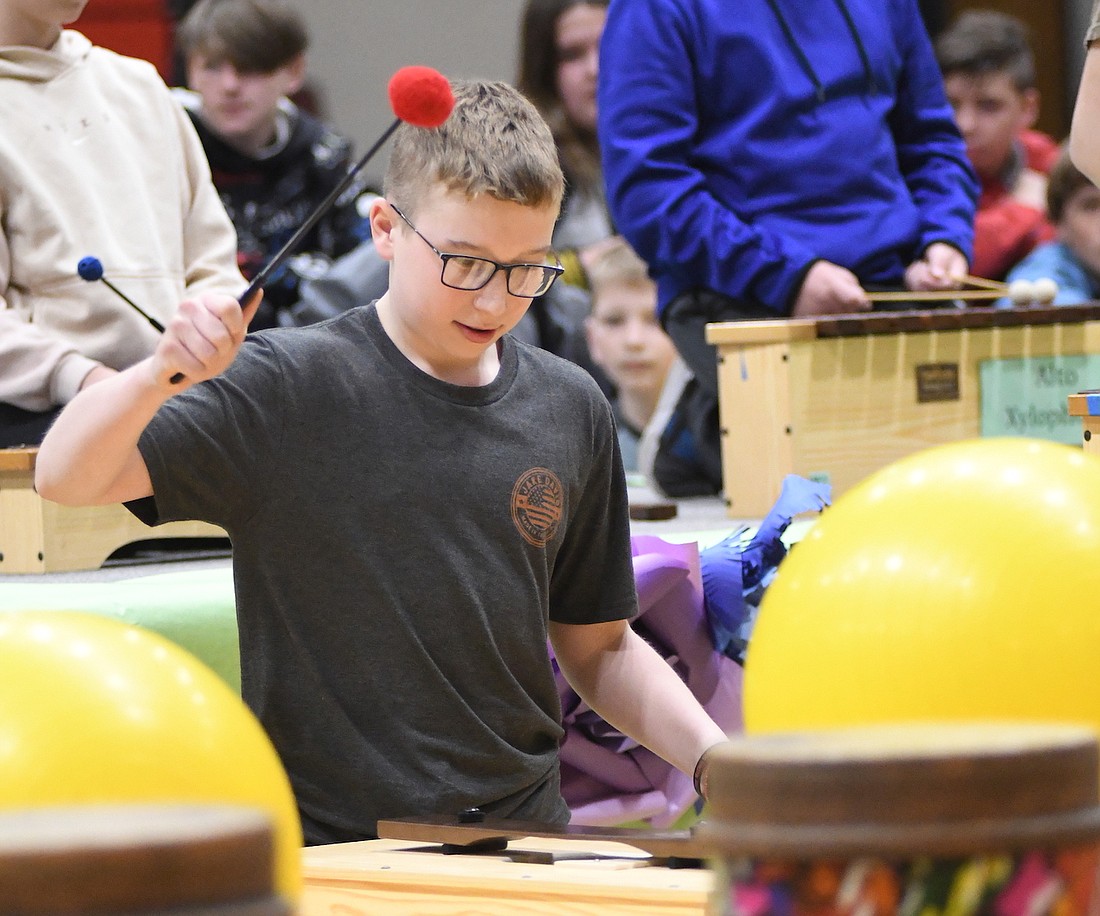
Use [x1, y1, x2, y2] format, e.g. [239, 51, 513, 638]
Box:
[706, 304, 1100, 517]
[0, 447, 226, 573]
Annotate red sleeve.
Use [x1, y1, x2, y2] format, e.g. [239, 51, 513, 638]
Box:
[1020, 130, 1061, 175]
[971, 199, 1055, 280]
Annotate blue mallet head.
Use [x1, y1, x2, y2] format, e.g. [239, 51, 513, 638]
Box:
[77, 256, 104, 282]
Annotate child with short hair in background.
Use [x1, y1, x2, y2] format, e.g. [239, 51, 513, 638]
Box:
[584, 238, 676, 473]
[175, 0, 372, 329]
[1003, 146, 1100, 306]
[936, 10, 1058, 280]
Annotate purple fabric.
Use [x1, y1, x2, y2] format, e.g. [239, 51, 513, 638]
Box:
[552, 535, 743, 827]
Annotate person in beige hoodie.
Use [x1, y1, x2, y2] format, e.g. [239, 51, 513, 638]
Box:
[0, 0, 245, 447]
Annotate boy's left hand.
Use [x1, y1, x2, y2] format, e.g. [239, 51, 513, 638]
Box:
[904, 243, 968, 291]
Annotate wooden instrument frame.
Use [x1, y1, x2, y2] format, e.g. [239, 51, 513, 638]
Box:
[0, 448, 226, 574]
[705, 304, 1100, 517]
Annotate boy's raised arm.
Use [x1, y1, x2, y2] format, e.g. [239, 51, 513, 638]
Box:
[35, 291, 259, 506]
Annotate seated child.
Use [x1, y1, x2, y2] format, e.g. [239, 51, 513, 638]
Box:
[936, 10, 1058, 280]
[35, 78, 727, 843]
[174, 0, 372, 329]
[1003, 147, 1100, 306]
[583, 238, 676, 472]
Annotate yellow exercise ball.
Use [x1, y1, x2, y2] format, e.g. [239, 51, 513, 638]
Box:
[744, 438, 1100, 737]
[0, 610, 301, 902]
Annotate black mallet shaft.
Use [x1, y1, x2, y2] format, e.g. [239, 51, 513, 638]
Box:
[76, 257, 165, 333]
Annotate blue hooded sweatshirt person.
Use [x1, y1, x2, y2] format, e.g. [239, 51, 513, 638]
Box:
[598, 0, 979, 319]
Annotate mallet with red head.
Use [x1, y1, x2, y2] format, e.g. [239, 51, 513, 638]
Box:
[79, 66, 455, 382]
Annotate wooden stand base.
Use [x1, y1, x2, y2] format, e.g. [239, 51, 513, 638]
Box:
[0, 448, 227, 574]
[1068, 391, 1100, 459]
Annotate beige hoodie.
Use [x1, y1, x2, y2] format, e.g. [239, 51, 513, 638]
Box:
[0, 31, 245, 411]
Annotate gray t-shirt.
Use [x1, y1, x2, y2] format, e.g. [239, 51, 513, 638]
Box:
[134, 304, 637, 842]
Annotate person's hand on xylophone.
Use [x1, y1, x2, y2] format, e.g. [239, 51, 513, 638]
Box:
[791, 261, 872, 316]
[904, 241, 968, 293]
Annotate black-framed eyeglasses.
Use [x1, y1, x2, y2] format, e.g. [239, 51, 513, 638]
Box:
[391, 204, 564, 298]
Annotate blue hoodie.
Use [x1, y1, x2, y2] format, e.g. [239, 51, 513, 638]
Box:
[598, 0, 978, 317]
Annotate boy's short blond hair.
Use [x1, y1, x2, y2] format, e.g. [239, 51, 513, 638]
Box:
[384, 79, 564, 217]
[587, 238, 655, 300]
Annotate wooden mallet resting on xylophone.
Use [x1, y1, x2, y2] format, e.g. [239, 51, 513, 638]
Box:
[866, 274, 1059, 306]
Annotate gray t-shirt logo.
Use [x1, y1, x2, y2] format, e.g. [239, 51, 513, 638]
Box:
[511, 467, 563, 548]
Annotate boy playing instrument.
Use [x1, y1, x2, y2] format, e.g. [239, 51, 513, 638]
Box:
[36, 78, 727, 844]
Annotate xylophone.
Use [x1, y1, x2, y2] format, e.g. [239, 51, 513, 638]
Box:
[300, 723, 1100, 916]
[705, 302, 1100, 516]
[300, 829, 711, 915]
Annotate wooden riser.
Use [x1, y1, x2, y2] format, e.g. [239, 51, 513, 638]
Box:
[0, 449, 226, 574]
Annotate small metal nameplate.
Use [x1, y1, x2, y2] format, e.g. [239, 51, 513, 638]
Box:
[915, 363, 960, 403]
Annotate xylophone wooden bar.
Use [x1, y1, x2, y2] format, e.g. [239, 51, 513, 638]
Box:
[376, 814, 708, 861]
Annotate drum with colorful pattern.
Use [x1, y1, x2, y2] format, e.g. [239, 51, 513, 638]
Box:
[698, 724, 1100, 916]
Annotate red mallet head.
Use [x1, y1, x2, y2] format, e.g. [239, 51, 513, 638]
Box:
[238, 67, 453, 311]
[388, 66, 454, 128]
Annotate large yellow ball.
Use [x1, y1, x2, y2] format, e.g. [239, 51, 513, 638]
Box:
[744, 438, 1100, 736]
[0, 611, 301, 902]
